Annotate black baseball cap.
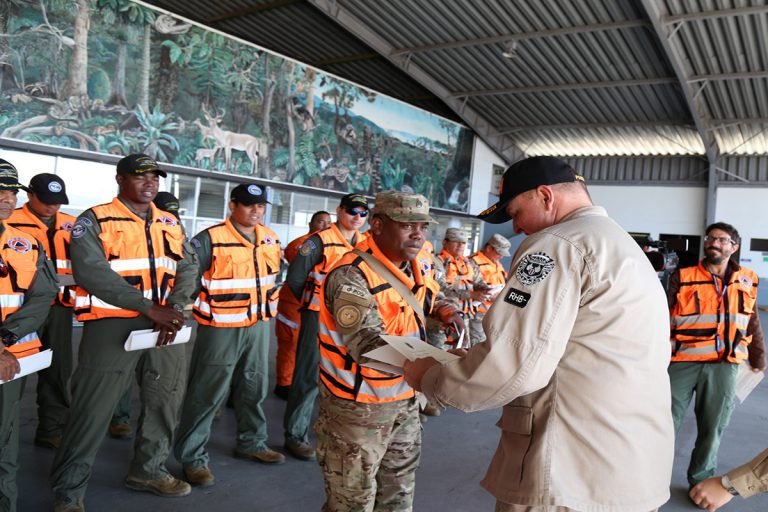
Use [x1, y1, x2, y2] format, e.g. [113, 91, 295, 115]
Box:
[153, 191, 180, 219]
[116, 153, 167, 178]
[230, 183, 270, 205]
[339, 193, 368, 210]
[28, 173, 69, 205]
[478, 156, 585, 224]
[0, 159, 28, 192]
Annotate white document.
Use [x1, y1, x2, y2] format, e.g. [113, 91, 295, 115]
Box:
[363, 335, 459, 373]
[0, 349, 53, 384]
[124, 326, 192, 351]
[735, 362, 765, 403]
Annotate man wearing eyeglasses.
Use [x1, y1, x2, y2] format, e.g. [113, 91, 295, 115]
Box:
[282, 193, 368, 461]
[668, 222, 766, 489]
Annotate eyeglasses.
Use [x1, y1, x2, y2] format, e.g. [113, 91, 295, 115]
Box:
[704, 235, 735, 245]
[345, 208, 368, 218]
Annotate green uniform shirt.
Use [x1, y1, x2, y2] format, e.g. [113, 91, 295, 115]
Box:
[70, 197, 199, 315]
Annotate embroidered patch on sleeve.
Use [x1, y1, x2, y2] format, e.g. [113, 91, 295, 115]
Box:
[336, 304, 363, 329]
[504, 288, 531, 308]
[515, 252, 555, 286]
[338, 284, 371, 306]
[299, 239, 317, 256]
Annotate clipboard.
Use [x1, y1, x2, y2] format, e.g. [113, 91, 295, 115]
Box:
[124, 326, 192, 351]
[0, 349, 53, 384]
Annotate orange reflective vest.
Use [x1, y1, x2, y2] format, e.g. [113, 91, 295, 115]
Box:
[438, 249, 477, 315]
[670, 262, 758, 364]
[301, 224, 364, 312]
[194, 218, 281, 327]
[0, 224, 43, 358]
[470, 251, 507, 314]
[318, 237, 437, 404]
[8, 204, 76, 307]
[74, 199, 185, 321]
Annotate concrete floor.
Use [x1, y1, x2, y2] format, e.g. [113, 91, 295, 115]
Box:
[14, 311, 768, 511]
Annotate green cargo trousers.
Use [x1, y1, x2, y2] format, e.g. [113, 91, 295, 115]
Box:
[0, 379, 23, 512]
[283, 310, 319, 444]
[174, 321, 270, 468]
[35, 304, 73, 440]
[668, 361, 738, 486]
[50, 316, 187, 503]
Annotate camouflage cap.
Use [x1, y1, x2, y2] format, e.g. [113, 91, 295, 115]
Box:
[487, 233, 511, 257]
[372, 191, 437, 224]
[0, 158, 28, 192]
[444, 227, 468, 243]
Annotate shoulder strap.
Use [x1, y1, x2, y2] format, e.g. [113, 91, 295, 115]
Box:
[353, 249, 425, 323]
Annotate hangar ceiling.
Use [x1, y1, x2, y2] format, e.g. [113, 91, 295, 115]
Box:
[139, 0, 768, 173]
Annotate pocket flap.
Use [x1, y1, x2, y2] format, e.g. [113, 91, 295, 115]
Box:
[496, 405, 533, 435]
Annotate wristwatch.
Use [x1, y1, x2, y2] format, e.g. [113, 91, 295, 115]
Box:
[721, 475, 739, 496]
[0, 328, 19, 347]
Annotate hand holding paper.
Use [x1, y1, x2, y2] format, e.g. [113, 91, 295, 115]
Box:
[363, 335, 459, 375]
[0, 349, 52, 384]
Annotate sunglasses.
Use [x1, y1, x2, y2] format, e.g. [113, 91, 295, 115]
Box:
[345, 208, 368, 218]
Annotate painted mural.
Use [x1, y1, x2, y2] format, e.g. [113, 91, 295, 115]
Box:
[0, 0, 474, 212]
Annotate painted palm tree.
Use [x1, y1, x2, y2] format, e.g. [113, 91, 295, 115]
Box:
[134, 104, 179, 161]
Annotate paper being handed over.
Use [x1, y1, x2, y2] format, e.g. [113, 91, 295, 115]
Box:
[362, 335, 460, 375]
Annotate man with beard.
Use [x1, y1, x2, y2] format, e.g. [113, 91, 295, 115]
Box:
[51, 154, 198, 512]
[668, 222, 766, 488]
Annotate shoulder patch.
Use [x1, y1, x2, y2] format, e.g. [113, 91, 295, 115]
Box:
[515, 252, 555, 286]
[338, 284, 371, 306]
[157, 215, 178, 227]
[336, 304, 363, 329]
[71, 224, 86, 239]
[263, 234, 275, 245]
[61, 222, 74, 232]
[78, 217, 93, 227]
[7, 237, 32, 253]
[299, 239, 317, 256]
[504, 287, 531, 308]
[738, 275, 754, 288]
[190, 238, 202, 249]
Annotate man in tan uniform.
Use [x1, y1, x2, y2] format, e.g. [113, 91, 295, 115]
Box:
[404, 156, 674, 512]
[689, 447, 768, 511]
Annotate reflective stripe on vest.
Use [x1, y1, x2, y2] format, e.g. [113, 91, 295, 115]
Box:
[670, 262, 758, 364]
[301, 225, 363, 311]
[470, 251, 507, 314]
[0, 225, 44, 358]
[8, 204, 76, 307]
[74, 199, 185, 321]
[318, 237, 436, 404]
[193, 218, 281, 328]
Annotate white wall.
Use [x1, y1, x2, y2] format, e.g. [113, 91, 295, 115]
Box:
[715, 188, 768, 277]
[468, 138, 505, 215]
[589, 185, 708, 239]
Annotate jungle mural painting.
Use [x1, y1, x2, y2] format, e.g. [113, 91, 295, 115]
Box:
[0, 0, 474, 212]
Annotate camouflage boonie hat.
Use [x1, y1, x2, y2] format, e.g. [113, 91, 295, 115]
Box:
[372, 191, 437, 224]
[0, 158, 28, 192]
[444, 227, 468, 243]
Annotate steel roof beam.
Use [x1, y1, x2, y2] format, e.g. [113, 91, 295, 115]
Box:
[308, 0, 527, 164]
[452, 78, 678, 98]
[640, 0, 718, 165]
[390, 19, 649, 57]
[664, 5, 768, 24]
[689, 70, 768, 82]
[498, 121, 694, 133]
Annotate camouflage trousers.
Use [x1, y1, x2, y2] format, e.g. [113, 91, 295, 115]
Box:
[315, 385, 421, 512]
[469, 313, 486, 346]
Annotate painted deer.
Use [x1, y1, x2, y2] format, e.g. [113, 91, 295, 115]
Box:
[201, 106, 263, 175]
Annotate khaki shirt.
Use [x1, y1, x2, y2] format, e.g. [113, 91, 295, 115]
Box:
[421, 206, 674, 512]
[729, 447, 768, 498]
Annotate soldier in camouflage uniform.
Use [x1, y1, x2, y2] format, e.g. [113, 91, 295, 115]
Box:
[315, 191, 462, 511]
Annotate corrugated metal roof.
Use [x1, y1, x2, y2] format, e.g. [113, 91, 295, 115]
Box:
[139, 0, 768, 167]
